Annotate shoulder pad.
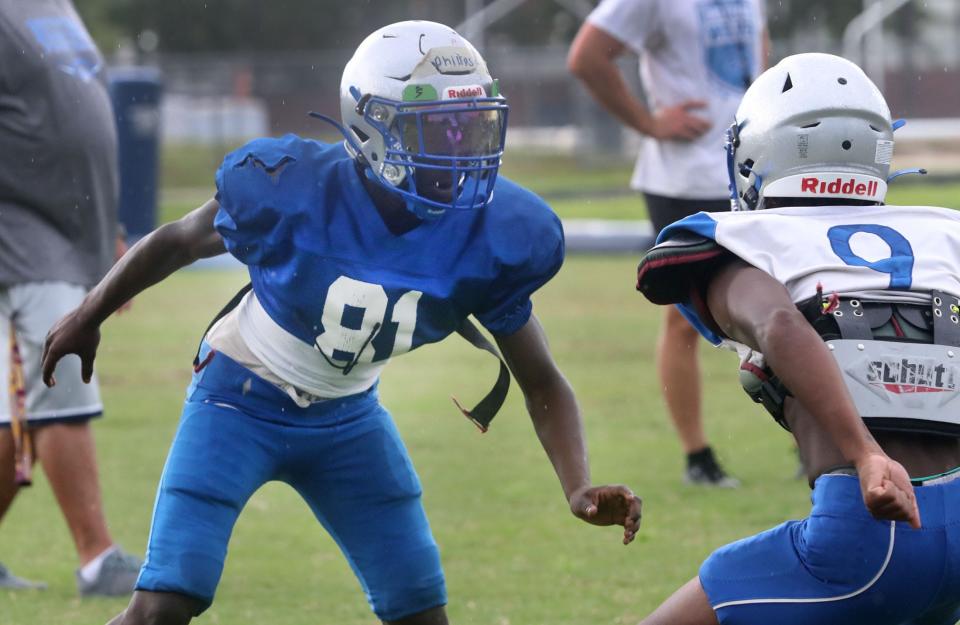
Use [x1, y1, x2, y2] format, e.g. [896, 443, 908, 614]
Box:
[636, 233, 729, 305]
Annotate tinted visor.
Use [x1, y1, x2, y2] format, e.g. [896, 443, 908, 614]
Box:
[398, 107, 504, 158]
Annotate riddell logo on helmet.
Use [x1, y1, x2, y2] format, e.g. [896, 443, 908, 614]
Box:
[446, 86, 484, 99]
[800, 177, 879, 197]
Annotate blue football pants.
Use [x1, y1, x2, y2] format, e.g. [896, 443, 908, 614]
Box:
[136, 346, 446, 621]
[701, 473, 960, 625]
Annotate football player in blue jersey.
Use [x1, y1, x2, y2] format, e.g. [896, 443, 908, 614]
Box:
[40, 20, 641, 625]
[635, 53, 960, 625]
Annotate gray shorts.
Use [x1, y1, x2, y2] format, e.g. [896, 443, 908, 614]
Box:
[0, 281, 102, 425]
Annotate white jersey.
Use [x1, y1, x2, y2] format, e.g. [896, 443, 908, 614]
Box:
[646, 204, 960, 347]
[587, 0, 766, 199]
[650, 204, 960, 433]
[679, 203, 960, 302]
[205, 291, 386, 405]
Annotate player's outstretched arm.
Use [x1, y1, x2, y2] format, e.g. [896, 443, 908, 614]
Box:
[705, 260, 921, 528]
[42, 198, 227, 387]
[495, 314, 642, 544]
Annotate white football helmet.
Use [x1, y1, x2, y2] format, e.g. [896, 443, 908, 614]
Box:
[338, 20, 508, 219]
[727, 53, 895, 211]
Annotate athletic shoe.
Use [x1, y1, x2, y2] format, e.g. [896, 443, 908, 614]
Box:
[0, 561, 46, 590]
[684, 447, 741, 488]
[76, 548, 142, 597]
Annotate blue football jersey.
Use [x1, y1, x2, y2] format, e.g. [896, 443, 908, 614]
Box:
[213, 134, 563, 379]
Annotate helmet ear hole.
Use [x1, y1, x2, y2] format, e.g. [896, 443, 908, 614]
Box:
[782, 73, 793, 93]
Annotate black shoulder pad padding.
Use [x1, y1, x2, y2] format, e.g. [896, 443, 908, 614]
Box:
[636, 233, 729, 305]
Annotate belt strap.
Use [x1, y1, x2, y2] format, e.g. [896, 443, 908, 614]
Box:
[913, 466, 960, 487]
[825, 465, 858, 477]
[451, 318, 511, 433]
[193, 282, 253, 367]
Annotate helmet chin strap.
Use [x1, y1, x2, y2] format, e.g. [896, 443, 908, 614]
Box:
[886, 119, 928, 183]
[887, 167, 928, 183]
[308, 111, 366, 155]
[361, 165, 443, 220]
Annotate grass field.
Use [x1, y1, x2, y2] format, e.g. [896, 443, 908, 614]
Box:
[2, 147, 959, 624]
[156, 142, 960, 225]
[2, 259, 811, 625]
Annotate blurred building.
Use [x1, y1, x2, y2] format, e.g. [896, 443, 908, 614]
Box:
[142, 0, 959, 169]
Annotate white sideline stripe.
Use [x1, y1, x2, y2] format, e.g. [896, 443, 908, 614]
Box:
[713, 521, 896, 610]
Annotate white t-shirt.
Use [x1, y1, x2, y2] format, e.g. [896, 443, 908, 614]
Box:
[588, 0, 766, 199]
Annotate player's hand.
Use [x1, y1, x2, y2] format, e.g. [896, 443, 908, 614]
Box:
[650, 100, 711, 141]
[569, 484, 642, 545]
[856, 452, 921, 529]
[41, 309, 101, 387]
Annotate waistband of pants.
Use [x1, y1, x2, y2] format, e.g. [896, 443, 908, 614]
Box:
[826, 464, 960, 487]
[189, 342, 379, 425]
[817, 465, 960, 528]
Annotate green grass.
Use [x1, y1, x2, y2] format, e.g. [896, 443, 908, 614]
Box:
[156, 142, 960, 225]
[10, 148, 960, 623]
[1, 257, 811, 625]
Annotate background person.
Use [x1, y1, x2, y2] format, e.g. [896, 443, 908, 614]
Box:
[0, 0, 141, 595]
[636, 53, 960, 625]
[568, 0, 768, 487]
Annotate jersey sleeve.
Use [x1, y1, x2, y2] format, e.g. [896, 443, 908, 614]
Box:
[586, 0, 660, 55]
[474, 208, 565, 337]
[213, 135, 304, 266]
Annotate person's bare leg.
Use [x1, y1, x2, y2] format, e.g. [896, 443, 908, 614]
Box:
[384, 605, 448, 625]
[639, 577, 719, 625]
[0, 426, 48, 589]
[657, 307, 706, 454]
[106, 590, 201, 625]
[0, 428, 23, 520]
[34, 421, 113, 565]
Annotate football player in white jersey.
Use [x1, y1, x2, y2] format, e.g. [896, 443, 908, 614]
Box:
[636, 53, 960, 625]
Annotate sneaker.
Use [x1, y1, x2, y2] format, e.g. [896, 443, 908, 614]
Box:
[76, 548, 143, 597]
[0, 561, 46, 590]
[684, 447, 741, 488]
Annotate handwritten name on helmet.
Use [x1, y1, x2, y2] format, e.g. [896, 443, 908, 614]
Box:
[801, 176, 880, 197]
[428, 50, 477, 74]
